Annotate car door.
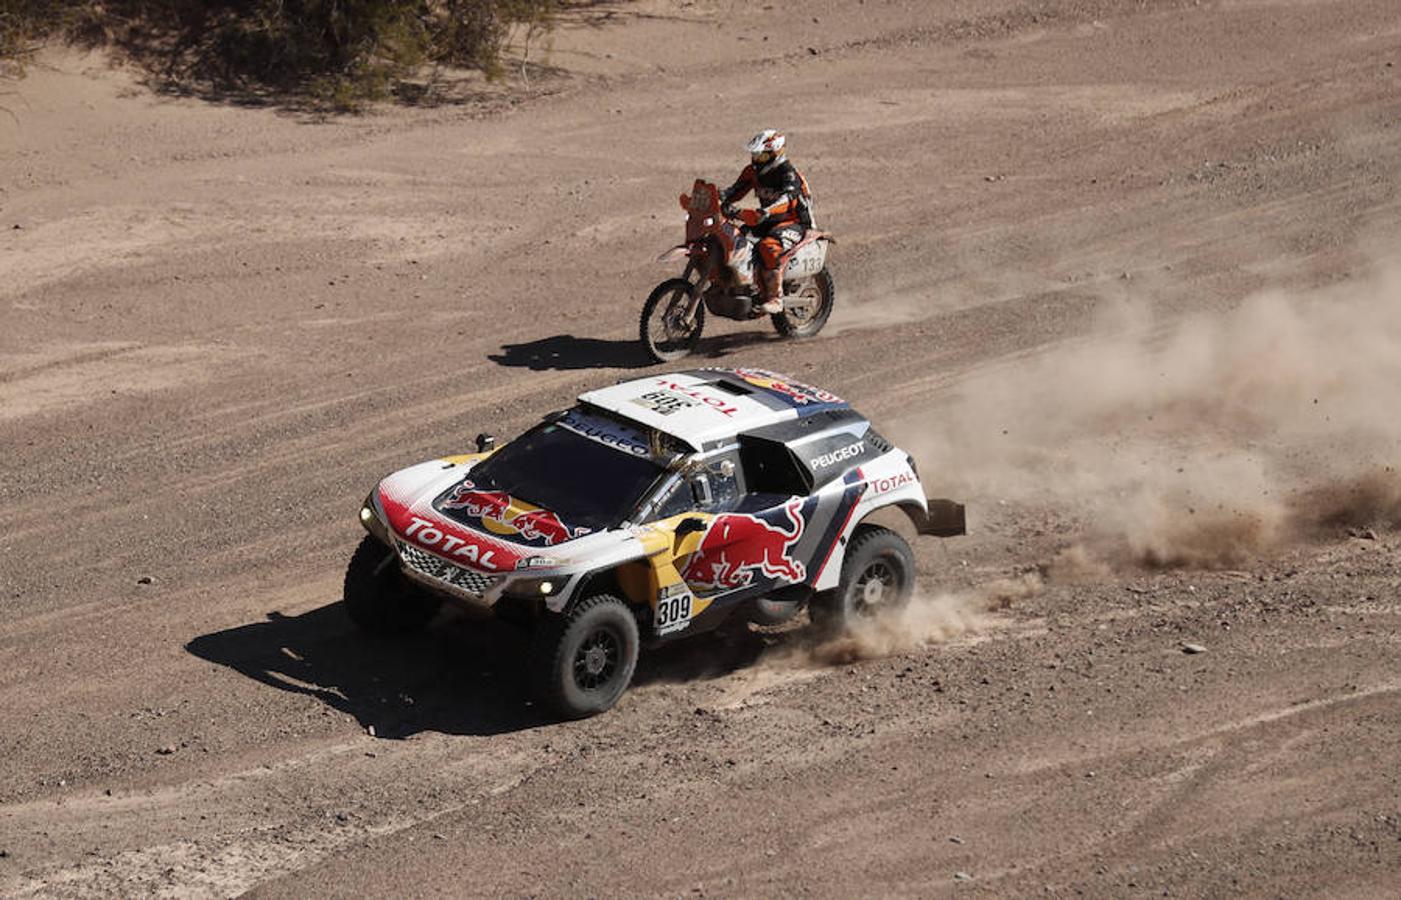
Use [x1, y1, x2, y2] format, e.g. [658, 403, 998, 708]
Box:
[676, 442, 811, 596]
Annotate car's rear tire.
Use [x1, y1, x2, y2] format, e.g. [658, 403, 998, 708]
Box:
[529, 594, 640, 719]
[809, 524, 915, 636]
[344, 534, 442, 634]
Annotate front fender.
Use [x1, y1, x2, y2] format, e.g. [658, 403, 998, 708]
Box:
[657, 244, 689, 263]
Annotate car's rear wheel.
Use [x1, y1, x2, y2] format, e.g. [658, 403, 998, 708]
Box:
[344, 534, 442, 634]
[809, 524, 915, 635]
[529, 594, 640, 719]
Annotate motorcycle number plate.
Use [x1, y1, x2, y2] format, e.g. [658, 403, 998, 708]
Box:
[787, 250, 823, 278]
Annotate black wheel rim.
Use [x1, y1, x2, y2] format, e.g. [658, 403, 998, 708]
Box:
[573, 627, 621, 691]
[649, 288, 699, 355]
[852, 558, 898, 615]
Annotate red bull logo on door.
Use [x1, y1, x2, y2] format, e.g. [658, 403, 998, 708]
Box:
[440, 481, 584, 546]
[680, 499, 808, 591]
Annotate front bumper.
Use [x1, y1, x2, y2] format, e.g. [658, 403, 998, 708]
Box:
[396, 539, 502, 608]
[361, 491, 578, 613]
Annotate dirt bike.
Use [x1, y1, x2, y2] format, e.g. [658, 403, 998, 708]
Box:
[640, 179, 836, 362]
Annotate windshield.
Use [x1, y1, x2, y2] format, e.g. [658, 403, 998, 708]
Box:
[461, 415, 667, 532]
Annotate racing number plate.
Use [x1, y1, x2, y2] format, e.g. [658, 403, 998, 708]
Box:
[656, 586, 694, 635]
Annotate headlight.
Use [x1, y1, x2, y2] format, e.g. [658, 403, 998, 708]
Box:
[359, 492, 390, 543]
[504, 576, 560, 599]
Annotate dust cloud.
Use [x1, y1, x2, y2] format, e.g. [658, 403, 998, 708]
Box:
[897, 266, 1401, 569]
[796, 269, 1400, 664]
[806, 574, 1042, 665]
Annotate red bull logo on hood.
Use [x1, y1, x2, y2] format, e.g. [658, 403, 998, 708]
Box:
[440, 481, 585, 547]
[680, 499, 807, 591]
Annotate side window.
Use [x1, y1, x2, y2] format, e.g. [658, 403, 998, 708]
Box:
[739, 436, 810, 497]
[653, 477, 694, 520]
[650, 452, 744, 520]
[704, 452, 742, 512]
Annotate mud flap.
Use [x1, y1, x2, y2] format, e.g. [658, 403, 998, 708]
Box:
[909, 499, 966, 537]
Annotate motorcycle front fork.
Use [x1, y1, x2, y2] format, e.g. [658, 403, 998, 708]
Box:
[681, 260, 707, 323]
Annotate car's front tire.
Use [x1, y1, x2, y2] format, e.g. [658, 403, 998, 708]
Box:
[529, 594, 640, 719]
[809, 524, 915, 635]
[343, 534, 443, 634]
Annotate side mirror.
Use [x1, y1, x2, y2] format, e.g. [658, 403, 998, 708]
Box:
[475, 433, 495, 453]
[689, 474, 713, 507]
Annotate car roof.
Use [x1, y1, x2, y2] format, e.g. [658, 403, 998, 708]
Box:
[576, 368, 853, 452]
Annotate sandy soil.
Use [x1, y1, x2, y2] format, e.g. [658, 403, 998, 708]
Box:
[3, 0, 1401, 895]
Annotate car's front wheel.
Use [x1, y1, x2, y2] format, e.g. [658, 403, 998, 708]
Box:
[343, 534, 442, 634]
[529, 594, 640, 719]
[809, 524, 915, 635]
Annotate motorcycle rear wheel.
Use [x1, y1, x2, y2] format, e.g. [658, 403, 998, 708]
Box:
[640, 278, 705, 363]
[772, 269, 835, 339]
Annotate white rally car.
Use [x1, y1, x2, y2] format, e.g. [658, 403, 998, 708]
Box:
[349, 368, 964, 718]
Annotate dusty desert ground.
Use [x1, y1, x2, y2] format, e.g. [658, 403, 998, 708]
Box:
[2, 0, 1401, 895]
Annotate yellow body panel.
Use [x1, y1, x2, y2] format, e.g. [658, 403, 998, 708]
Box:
[439, 450, 495, 466]
[624, 512, 717, 620]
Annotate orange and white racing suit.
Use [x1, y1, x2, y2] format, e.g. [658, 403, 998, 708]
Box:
[720, 157, 813, 302]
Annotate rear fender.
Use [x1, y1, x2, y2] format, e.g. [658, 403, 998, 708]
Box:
[810, 452, 965, 591]
[779, 232, 831, 280]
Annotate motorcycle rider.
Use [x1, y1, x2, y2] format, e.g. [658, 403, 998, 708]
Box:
[720, 129, 813, 314]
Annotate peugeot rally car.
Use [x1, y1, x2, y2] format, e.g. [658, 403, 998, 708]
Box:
[349, 367, 965, 718]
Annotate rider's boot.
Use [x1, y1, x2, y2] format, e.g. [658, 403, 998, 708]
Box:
[758, 269, 784, 315]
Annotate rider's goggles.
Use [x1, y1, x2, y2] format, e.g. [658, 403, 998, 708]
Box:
[752, 150, 775, 166]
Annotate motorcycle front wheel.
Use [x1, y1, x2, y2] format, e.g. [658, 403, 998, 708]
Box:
[640, 278, 705, 363]
[772, 268, 835, 339]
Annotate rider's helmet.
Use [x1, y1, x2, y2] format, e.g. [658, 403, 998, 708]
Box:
[746, 129, 787, 168]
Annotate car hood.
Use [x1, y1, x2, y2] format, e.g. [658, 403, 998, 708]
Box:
[373, 460, 625, 574]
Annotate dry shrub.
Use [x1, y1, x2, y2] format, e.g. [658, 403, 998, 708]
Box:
[1, 0, 562, 106]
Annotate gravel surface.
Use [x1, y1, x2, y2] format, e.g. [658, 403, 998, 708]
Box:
[2, 0, 1400, 896]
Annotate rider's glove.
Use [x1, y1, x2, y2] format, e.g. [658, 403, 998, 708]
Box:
[739, 208, 764, 227]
